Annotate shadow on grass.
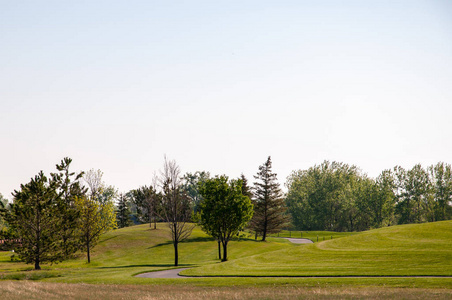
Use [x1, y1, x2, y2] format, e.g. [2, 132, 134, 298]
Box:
[147, 236, 216, 249]
[98, 235, 119, 244]
[98, 263, 195, 269]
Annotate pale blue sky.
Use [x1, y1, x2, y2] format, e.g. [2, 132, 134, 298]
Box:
[1, 1, 452, 198]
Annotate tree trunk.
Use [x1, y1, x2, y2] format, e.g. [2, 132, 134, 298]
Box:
[35, 259, 41, 270]
[174, 242, 178, 266]
[87, 240, 91, 263]
[217, 240, 221, 260]
[222, 241, 228, 262]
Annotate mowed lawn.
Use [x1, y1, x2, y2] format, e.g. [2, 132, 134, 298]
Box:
[184, 221, 452, 277]
[0, 221, 451, 291]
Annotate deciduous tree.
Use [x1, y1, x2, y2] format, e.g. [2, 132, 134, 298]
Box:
[198, 175, 253, 261]
[75, 196, 116, 263]
[159, 157, 194, 266]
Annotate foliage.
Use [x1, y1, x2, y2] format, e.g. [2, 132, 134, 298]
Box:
[0, 193, 8, 232]
[249, 156, 289, 240]
[159, 157, 195, 266]
[429, 162, 452, 221]
[78, 168, 117, 262]
[182, 171, 210, 213]
[2, 172, 64, 270]
[51, 157, 87, 259]
[240, 174, 253, 199]
[116, 193, 133, 229]
[129, 185, 161, 228]
[75, 196, 116, 263]
[286, 161, 452, 231]
[198, 175, 254, 261]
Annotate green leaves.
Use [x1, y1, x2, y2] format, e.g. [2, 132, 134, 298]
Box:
[198, 175, 253, 261]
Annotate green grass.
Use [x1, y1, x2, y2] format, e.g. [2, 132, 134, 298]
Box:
[184, 221, 452, 279]
[268, 230, 357, 242]
[0, 221, 451, 290]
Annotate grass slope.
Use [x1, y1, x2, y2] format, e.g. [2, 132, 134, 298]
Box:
[183, 221, 452, 277]
[0, 221, 451, 289]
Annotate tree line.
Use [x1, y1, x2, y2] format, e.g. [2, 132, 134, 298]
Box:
[0, 156, 288, 268]
[0, 158, 117, 269]
[285, 161, 452, 231]
[119, 156, 288, 263]
[3, 156, 449, 269]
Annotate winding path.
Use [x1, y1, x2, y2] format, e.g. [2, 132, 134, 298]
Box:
[135, 268, 189, 278]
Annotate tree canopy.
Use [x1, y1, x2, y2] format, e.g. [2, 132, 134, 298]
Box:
[198, 175, 253, 261]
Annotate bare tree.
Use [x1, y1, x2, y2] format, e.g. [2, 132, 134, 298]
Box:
[159, 157, 194, 266]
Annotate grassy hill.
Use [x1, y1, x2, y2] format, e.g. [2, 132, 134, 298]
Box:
[184, 221, 452, 277]
[0, 221, 451, 289]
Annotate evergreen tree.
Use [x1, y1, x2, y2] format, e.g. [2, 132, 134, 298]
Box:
[116, 193, 132, 228]
[3, 172, 63, 270]
[51, 157, 87, 259]
[240, 174, 253, 199]
[250, 156, 289, 241]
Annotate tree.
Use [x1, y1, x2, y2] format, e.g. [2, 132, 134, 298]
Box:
[130, 185, 160, 229]
[51, 157, 87, 259]
[75, 196, 116, 263]
[429, 162, 452, 221]
[395, 165, 431, 224]
[2, 172, 63, 270]
[183, 171, 210, 213]
[116, 193, 133, 228]
[0, 193, 9, 239]
[240, 174, 253, 199]
[373, 170, 396, 227]
[159, 157, 194, 266]
[198, 175, 253, 261]
[250, 156, 289, 241]
[79, 169, 117, 263]
[0, 193, 7, 225]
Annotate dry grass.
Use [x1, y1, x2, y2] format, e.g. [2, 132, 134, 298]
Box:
[1, 281, 451, 300]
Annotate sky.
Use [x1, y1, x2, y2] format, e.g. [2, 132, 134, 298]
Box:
[1, 1, 452, 199]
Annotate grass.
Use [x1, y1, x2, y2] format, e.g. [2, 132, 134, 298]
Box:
[1, 281, 452, 300]
[184, 221, 452, 278]
[0, 220, 451, 297]
[268, 230, 357, 242]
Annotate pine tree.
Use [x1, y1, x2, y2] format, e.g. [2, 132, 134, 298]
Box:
[4, 172, 64, 270]
[250, 156, 289, 241]
[240, 174, 253, 199]
[116, 193, 132, 228]
[51, 157, 87, 259]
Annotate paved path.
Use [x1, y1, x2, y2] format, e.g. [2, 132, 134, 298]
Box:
[135, 268, 189, 278]
[282, 237, 313, 244]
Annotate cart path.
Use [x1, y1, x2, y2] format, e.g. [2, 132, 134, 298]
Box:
[135, 268, 190, 278]
[135, 268, 452, 279]
[281, 237, 313, 244]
